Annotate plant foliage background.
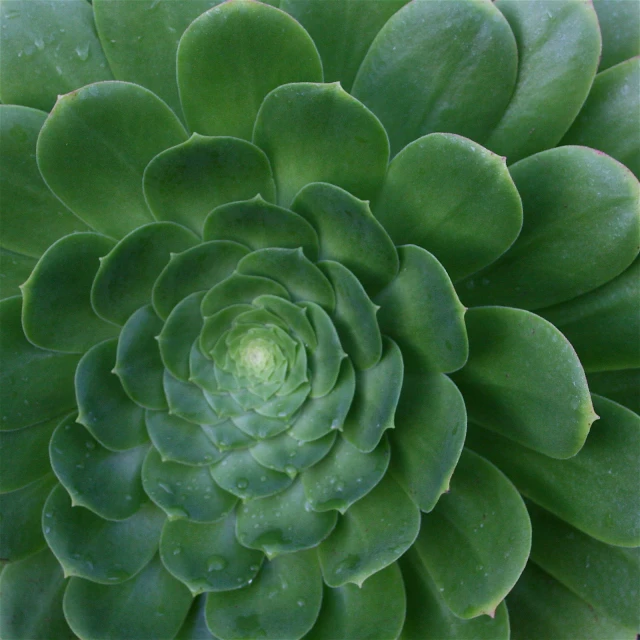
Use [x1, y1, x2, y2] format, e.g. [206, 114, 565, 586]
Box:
[0, 0, 639, 639]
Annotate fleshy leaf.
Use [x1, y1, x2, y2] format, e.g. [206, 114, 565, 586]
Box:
[318, 473, 420, 587]
[1, 297, 80, 430]
[291, 182, 399, 294]
[373, 133, 523, 282]
[561, 58, 640, 178]
[22, 232, 118, 353]
[142, 448, 236, 522]
[76, 338, 148, 451]
[391, 373, 466, 513]
[375, 245, 468, 374]
[452, 306, 595, 458]
[587, 369, 640, 415]
[0, 548, 74, 640]
[0, 105, 88, 258]
[254, 295, 316, 350]
[466, 395, 640, 547]
[177, 0, 322, 139]
[351, 0, 517, 155]
[342, 337, 403, 452]
[36, 81, 187, 238]
[159, 514, 263, 594]
[540, 257, 640, 372]
[306, 562, 406, 640]
[64, 554, 193, 640]
[459, 146, 640, 310]
[144, 135, 277, 236]
[0, 248, 37, 301]
[415, 449, 531, 619]
[236, 479, 338, 557]
[485, 0, 601, 163]
[0, 0, 112, 111]
[50, 415, 148, 520]
[205, 550, 323, 640]
[92, 222, 199, 326]
[43, 484, 164, 584]
[593, 0, 640, 70]
[175, 596, 216, 640]
[164, 371, 220, 425]
[253, 82, 389, 207]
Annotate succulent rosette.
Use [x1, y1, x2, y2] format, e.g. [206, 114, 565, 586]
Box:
[1, 0, 639, 639]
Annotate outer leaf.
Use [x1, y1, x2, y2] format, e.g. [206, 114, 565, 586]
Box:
[486, 0, 601, 163]
[373, 133, 523, 282]
[587, 369, 640, 414]
[351, 0, 517, 155]
[164, 370, 220, 425]
[390, 373, 466, 513]
[176, 596, 216, 640]
[593, 0, 640, 70]
[21, 232, 118, 353]
[460, 146, 640, 310]
[0, 105, 87, 258]
[375, 245, 468, 374]
[452, 307, 596, 458]
[205, 550, 323, 640]
[0, 0, 112, 111]
[144, 135, 277, 236]
[415, 449, 531, 619]
[0, 248, 37, 300]
[318, 473, 420, 588]
[0, 548, 74, 640]
[466, 395, 640, 547]
[64, 554, 193, 640]
[178, 0, 322, 139]
[253, 82, 389, 207]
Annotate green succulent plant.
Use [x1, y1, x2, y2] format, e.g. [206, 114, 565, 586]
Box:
[1, 0, 639, 639]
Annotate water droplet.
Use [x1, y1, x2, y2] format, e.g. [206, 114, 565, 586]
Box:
[207, 555, 228, 572]
[296, 599, 305, 607]
[85, 441, 95, 450]
[44, 526, 51, 534]
[172, 547, 182, 556]
[284, 465, 297, 478]
[158, 482, 174, 495]
[236, 477, 249, 490]
[34, 37, 45, 50]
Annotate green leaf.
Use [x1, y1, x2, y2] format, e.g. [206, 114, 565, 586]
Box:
[280, 0, 408, 92]
[415, 449, 531, 618]
[561, 58, 640, 178]
[302, 433, 390, 514]
[236, 479, 337, 557]
[205, 549, 323, 640]
[144, 135, 277, 236]
[160, 514, 263, 594]
[254, 295, 316, 350]
[0, 297, 80, 430]
[253, 82, 389, 207]
[0, 414, 58, 492]
[318, 473, 420, 588]
[466, 395, 640, 547]
[142, 448, 236, 522]
[375, 245, 468, 374]
[373, 133, 523, 282]
[507, 563, 636, 640]
[164, 370, 221, 425]
[399, 548, 510, 640]
[203, 196, 319, 261]
[0, 0, 112, 111]
[177, 0, 322, 139]
[342, 337, 402, 452]
[0, 248, 37, 300]
[391, 373, 466, 513]
[230, 411, 290, 441]
[351, 0, 517, 156]
[459, 146, 640, 310]
[146, 410, 223, 466]
[593, 0, 640, 71]
[64, 554, 193, 640]
[291, 182, 399, 294]
[22, 232, 118, 353]
[486, 0, 601, 163]
[540, 256, 640, 372]
[452, 307, 596, 458]
[176, 595, 216, 640]
[93, 0, 222, 118]
[306, 562, 406, 640]
[527, 501, 640, 631]
[587, 369, 640, 414]
[76, 338, 148, 451]
[50, 415, 148, 520]
[43, 484, 165, 584]
[36, 81, 187, 239]
[0, 473, 56, 562]
[0, 105, 88, 258]
[0, 548, 74, 640]
[153, 241, 249, 320]
[92, 222, 199, 326]
[115, 305, 167, 410]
